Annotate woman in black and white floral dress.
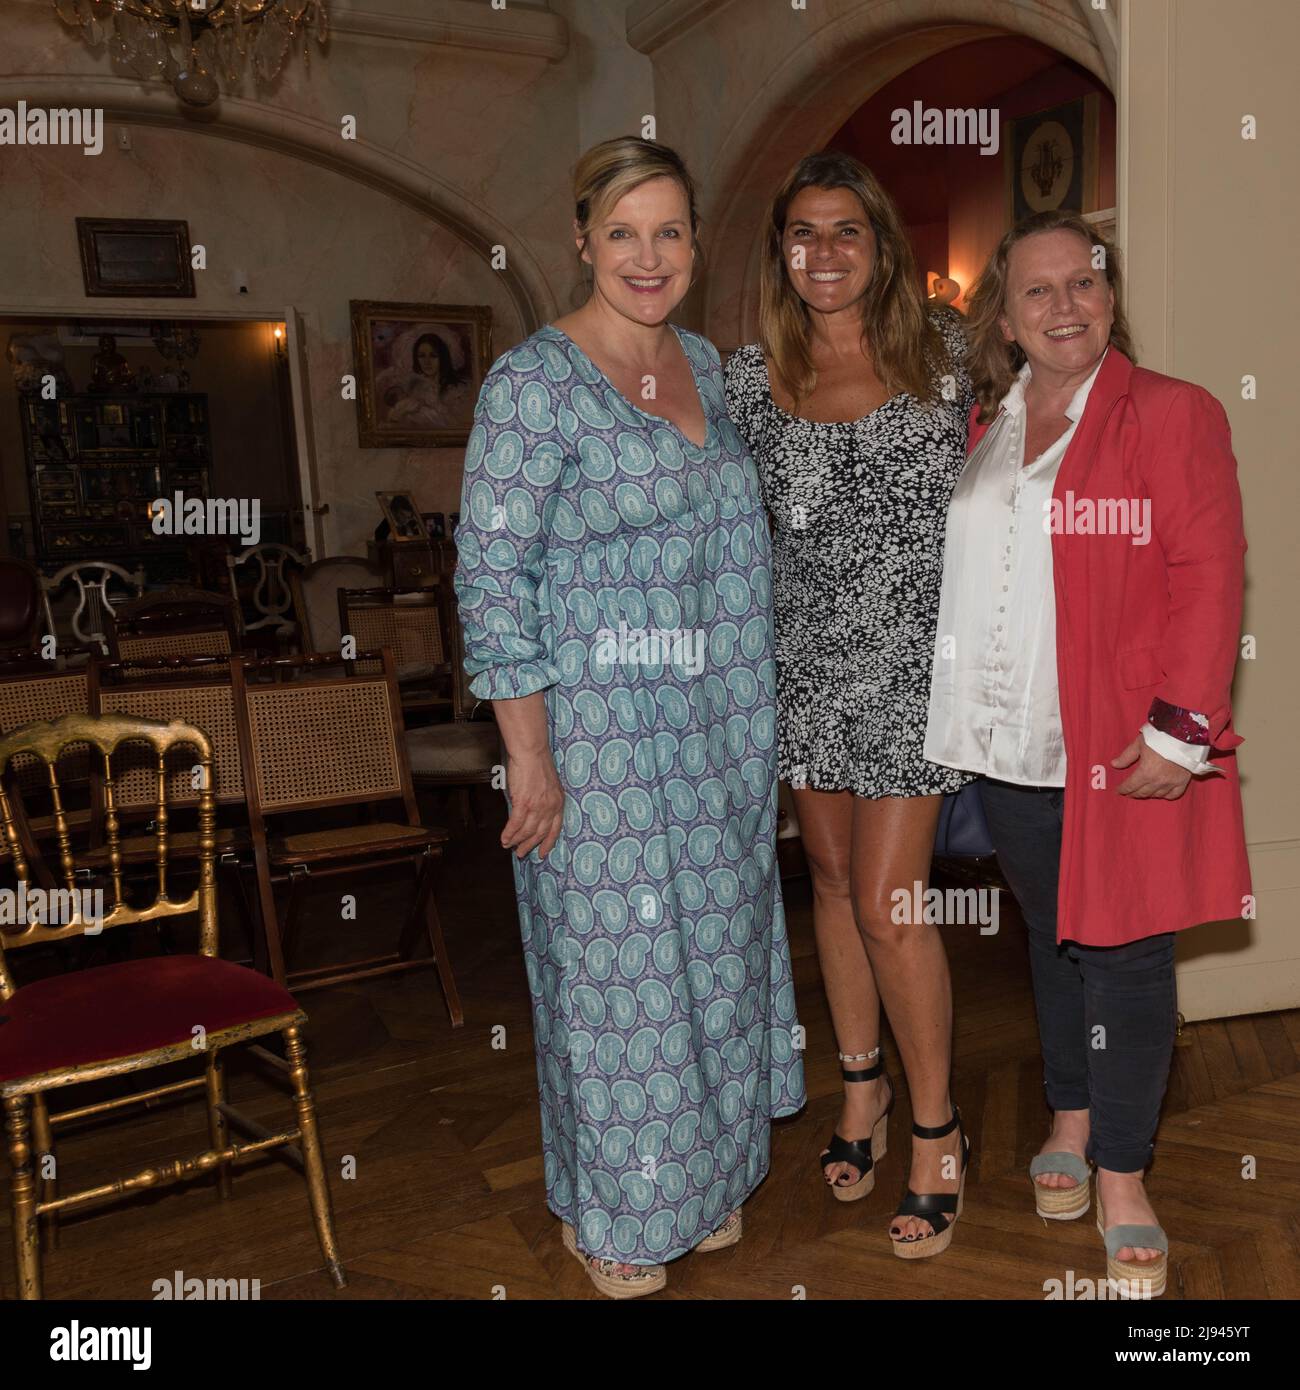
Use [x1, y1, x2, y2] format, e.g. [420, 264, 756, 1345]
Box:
[723, 152, 974, 1259]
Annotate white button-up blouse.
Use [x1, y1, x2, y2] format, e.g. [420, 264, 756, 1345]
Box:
[924, 353, 1211, 787]
[923, 357, 1096, 787]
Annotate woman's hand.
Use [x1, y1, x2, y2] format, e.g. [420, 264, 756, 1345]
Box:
[1111, 736, 1193, 800]
[501, 749, 566, 860]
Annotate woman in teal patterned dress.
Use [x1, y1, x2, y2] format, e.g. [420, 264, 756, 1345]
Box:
[453, 136, 806, 1298]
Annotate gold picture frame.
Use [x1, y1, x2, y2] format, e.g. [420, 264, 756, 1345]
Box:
[350, 300, 492, 448]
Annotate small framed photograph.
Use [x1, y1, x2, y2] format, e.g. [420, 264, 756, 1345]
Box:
[377, 491, 430, 543]
[76, 218, 195, 297]
[350, 300, 491, 448]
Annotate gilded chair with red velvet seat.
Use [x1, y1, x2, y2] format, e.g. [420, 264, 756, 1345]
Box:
[0, 710, 345, 1299]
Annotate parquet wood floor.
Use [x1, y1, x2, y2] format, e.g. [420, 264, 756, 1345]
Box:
[2, 797, 1295, 1301]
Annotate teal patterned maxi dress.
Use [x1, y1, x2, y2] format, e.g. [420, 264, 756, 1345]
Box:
[453, 323, 806, 1264]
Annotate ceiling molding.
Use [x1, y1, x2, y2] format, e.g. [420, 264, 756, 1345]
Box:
[328, 0, 567, 60]
[625, 0, 732, 56]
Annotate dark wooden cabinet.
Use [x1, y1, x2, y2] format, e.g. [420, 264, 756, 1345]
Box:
[19, 391, 211, 583]
[367, 538, 457, 586]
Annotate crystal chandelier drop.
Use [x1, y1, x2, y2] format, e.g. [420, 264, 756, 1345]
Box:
[53, 1, 329, 108]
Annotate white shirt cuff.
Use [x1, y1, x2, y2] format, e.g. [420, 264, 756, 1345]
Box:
[1141, 722, 1215, 775]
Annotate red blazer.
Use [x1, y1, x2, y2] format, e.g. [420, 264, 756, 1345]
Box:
[968, 348, 1251, 946]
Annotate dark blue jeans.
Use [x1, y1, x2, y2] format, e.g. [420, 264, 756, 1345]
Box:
[977, 779, 1177, 1173]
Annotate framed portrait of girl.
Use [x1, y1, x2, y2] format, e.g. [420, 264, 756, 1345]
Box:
[350, 300, 492, 447]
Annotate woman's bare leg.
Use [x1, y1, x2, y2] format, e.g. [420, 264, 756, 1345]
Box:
[792, 787, 889, 1188]
[848, 794, 962, 1241]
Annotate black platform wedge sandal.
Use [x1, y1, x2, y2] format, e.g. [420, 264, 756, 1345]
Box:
[890, 1106, 970, 1259]
[820, 1048, 895, 1203]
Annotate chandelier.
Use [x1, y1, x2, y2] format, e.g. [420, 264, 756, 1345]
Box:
[53, 1, 329, 108]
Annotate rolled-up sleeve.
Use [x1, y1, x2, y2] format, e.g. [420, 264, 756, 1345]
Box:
[1140, 383, 1246, 749]
[453, 359, 563, 702]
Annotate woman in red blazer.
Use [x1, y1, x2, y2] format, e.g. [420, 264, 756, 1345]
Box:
[925, 210, 1250, 1298]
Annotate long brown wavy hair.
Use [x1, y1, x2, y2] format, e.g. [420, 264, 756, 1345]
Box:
[965, 209, 1136, 422]
[758, 152, 943, 406]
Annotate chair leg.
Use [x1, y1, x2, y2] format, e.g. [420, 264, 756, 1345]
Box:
[5, 1095, 41, 1300]
[279, 871, 306, 972]
[251, 847, 288, 985]
[205, 1051, 233, 1200]
[30, 1094, 58, 1252]
[281, 1025, 346, 1289]
[402, 853, 464, 1028]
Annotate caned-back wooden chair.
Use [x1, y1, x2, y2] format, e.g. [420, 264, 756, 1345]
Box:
[86, 656, 249, 867]
[107, 587, 240, 675]
[0, 711, 345, 1299]
[0, 666, 92, 857]
[291, 554, 385, 656]
[337, 585, 453, 716]
[230, 651, 462, 1023]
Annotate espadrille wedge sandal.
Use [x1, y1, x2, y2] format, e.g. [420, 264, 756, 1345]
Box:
[820, 1049, 895, 1202]
[561, 1223, 666, 1299]
[696, 1208, 743, 1252]
[1096, 1188, 1168, 1299]
[1030, 1151, 1093, 1220]
[890, 1106, 970, 1260]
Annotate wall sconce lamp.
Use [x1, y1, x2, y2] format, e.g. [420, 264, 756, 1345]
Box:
[927, 272, 962, 308]
[272, 323, 288, 361]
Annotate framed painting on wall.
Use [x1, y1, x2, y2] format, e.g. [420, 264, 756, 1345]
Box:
[350, 300, 491, 448]
[1003, 95, 1101, 225]
[76, 218, 195, 297]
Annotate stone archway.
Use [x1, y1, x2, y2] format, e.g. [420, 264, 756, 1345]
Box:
[0, 74, 557, 335]
[633, 0, 1112, 346]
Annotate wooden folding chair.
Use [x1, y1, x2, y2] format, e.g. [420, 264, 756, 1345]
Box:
[108, 587, 240, 675]
[230, 651, 462, 1024]
[0, 666, 92, 854]
[0, 711, 345, 1299]
[338, 585, 454, 717]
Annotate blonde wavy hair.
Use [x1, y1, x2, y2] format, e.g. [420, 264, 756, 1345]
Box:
[966, 209, 1136, 422]
[758, 152, 943, 406]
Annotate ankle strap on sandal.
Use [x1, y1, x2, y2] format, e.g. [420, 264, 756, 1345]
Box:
[911, 1107, 960, 1140]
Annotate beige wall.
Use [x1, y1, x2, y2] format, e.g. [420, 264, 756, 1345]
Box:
[0, 0, 592, 558]
[1121, 0, 1300, 1018]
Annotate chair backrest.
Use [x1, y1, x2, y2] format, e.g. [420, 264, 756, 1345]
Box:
[0, 666, 90, 794]
[40, 561, 146, 655]
[0, 711, 218, 996]
[89, 659, 243, 809]
[108, 587, 239, 673]
[291, 555, 385, 654]
[337, 585, 452, 686]
[226, 542, 312, 636]
[230, 649, 419, 826]
[0, 558, 43, 648]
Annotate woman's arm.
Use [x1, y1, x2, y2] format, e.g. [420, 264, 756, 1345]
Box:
[492, 692, 565, 859]
[454, 359, 567, 857]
